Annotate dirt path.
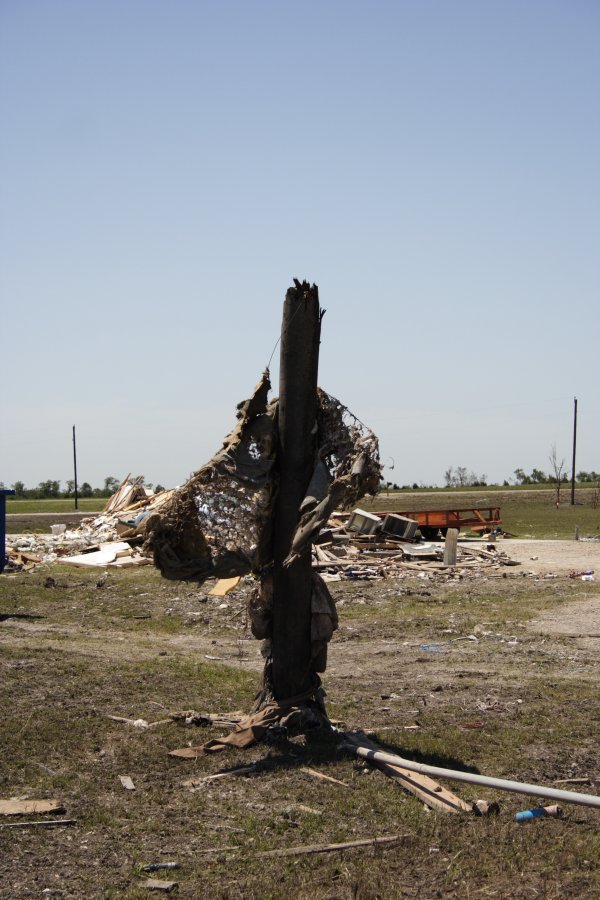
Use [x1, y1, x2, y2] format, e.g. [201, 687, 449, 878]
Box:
[472, 537, 600, 575]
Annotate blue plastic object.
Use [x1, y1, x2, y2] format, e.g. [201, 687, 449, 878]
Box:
[515, 808, 545, 822]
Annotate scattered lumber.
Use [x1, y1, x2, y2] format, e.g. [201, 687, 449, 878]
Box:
[6, 486, 518, 580]
[307, 512, 520, 580]
[254, 834, 409, 858]
[300, 767, 350, 787]
[182, 764, 259, 788]
[343, 732, 471, 814]
[0, 819, 77, 829]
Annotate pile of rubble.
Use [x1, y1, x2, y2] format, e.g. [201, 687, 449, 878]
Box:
[311, 508, 519, 582]
[6, 492, 518, 579]
[6, 473, 520, 578]
[5, 476, 173, 571]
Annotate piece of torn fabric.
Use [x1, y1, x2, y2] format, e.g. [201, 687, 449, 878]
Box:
[144, 374, 380, 586]
[169, 704, 284, 756]
[247, 571, 337, 672]
[310, 573, 338, 672]
[284, 389, 381, 566]
[144, 372, 278, 582]
[247, 572, 273, 640]
[169, 685, 325, 756]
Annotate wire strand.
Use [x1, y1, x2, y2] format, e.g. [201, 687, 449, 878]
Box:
[265, 298, 307, 370]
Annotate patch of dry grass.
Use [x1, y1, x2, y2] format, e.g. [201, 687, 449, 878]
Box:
[1, 566, 599, 897]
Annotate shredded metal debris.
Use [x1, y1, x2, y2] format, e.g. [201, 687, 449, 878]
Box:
[142, 372, 382, 584]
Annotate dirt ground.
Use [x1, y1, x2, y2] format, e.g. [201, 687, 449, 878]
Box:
[1, 537, 599, 898]
[482, 538, 600, 652]
[485, 537, 600, 576]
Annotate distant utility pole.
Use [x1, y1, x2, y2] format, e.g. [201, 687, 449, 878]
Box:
[72, 425, 79, 511]
[570, 397, 578, 506]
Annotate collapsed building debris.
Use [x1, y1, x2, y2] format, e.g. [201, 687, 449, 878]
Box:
[310, 513, 520, 581]
[5, 490, 518, 581]
[5, 491, 518, 580]
[5, 477, 173, 571]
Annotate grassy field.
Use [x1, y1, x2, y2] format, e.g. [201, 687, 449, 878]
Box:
[1, 561, 599, 897]
[6, 498, 104, 514]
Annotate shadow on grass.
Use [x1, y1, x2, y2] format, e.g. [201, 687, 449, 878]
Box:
[215, 725, 479, 779]
[371, 734, 480, 774]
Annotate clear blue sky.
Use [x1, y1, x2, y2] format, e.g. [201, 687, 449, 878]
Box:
[1, 0, 598, 490]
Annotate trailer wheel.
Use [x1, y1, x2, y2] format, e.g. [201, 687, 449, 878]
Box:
[421, 526, 439, 541]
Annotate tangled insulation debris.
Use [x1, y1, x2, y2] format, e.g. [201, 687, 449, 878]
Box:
[139, 371, 380, 677]
[142, 371, 382, 583]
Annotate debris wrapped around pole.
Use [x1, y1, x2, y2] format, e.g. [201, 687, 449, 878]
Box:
[144, 383, 381, 588]
[143, 287, 381, 686]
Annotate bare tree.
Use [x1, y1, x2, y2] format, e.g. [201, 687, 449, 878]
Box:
[548, 444, 566, 506]
[456, 466, 468, 486]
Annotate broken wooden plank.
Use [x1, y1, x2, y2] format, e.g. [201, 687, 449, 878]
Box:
[0, 799, 64, 816]
[142, 879, 178, 892]
[108, 715, 149, 728]
[182, 764, 259, 788]
[300, 767, 350, 787]
[343, 732, 471, 813]
[0, 818, 76, 829]
[168, 710, 244, 728]
[254, 834, 408, 858]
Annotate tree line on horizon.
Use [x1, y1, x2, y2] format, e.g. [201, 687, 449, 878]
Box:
[385, 463, 599, 492]
[3, 466, 598, 500]
[1, 476, 166, 500]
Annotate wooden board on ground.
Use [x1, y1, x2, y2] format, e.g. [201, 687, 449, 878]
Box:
[0, 799, 64, 816]
[209, 577, 242, 596]
[254, 834, 408, 858]
[301, 767, 350, 787]
[344, 732, 471, 814]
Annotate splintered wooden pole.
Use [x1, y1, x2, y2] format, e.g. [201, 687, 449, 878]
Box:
[271, 281, 322, 701]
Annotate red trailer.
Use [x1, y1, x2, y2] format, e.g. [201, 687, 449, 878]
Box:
[364, 506, 502, 540]
[397, 506, 501, 540]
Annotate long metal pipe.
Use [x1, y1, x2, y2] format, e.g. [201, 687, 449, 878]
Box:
[352, 746, 600, 809]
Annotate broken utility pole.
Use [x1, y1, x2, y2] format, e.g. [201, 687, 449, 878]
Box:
[272, 280, 323, 701]
[146, 277, 381, 749]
